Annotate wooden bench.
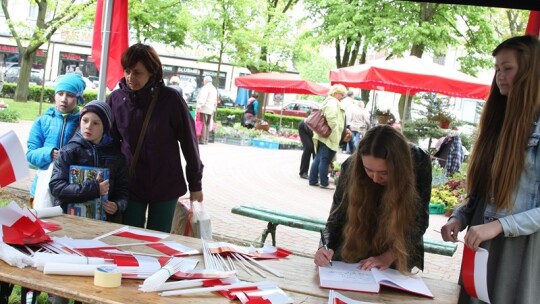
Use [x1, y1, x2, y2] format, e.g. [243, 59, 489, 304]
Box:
[231, 205, 457, 257]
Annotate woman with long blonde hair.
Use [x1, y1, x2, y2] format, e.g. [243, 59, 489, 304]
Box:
[315, 125, 431, 272]
[442, 35, 540, 303]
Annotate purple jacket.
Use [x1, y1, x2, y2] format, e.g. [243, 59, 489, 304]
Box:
[106, 78, 203, 202]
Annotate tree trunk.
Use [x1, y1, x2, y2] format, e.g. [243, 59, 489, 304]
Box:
[398, 2, 434, 121]
[14, 50, 35, 102]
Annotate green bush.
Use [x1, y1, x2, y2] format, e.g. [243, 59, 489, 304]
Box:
[1, 82, 100, 103]
[214, 108, 304, 130]
[0, 108, 21, 122]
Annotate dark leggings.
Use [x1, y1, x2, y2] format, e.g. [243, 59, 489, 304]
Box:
[123, 198, 177, 232]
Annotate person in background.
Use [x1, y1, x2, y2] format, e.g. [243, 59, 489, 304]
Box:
[168, 75, 183, 96]
[74, 66, 83, 76]
[196, 75, 218, 145]
[50, 101, 128, 221]
[348, 100, 370, 152]
[298, 119, 314, 179]
[107, 43, 204, 233]
[340, 91, 355, 154]
[433, 129, 464, 177]
[27, 73, 86, 206]
[308, 84, 347, 190]
[441, 35, 540, 303]
[315, 125, 431, 273]
[243, 93, 259, 129]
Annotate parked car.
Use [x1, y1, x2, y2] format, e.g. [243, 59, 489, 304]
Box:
[189, 88, 236, 108]
[265, 100, 320, 117]
[87, 76, 99, 87]
[4, 66, 43, 85]
[45, 74, 97, 90]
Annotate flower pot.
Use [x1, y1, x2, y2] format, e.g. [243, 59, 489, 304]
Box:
[439, 121, 451, 129]
[377, 114, 392, 124]
[255, 122, 270, 131]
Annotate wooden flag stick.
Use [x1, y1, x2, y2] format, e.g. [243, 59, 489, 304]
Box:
[160, 281, 269, 296]
[241, 254, 284, 278]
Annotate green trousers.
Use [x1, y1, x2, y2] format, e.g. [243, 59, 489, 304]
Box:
[123, 198, 177, 233]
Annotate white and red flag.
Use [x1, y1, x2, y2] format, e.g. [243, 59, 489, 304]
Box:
[0, 202, 51, 245]
[0, 130, 29, 187]
[462, 246, 491, 304]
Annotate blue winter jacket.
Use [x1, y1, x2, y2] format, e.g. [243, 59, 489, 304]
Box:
[26, 106, 80, 195]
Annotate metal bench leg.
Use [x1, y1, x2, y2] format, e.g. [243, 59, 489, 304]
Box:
[1, 282, 14, 303]
[21, 287, 39, 304]
[261, 222, 278, 247]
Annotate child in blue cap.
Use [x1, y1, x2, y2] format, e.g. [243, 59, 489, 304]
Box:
[26, 73, 87, 203]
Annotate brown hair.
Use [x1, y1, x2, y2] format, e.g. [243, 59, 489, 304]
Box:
[467, 35, 540, 210]
[341, 125, 417, 272]
[121, 43, 163, 80]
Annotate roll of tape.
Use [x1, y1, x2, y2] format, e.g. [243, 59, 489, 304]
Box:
[94, 266, 122, 288]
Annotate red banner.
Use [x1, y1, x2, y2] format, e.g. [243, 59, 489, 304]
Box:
[91, 0, 129, 91]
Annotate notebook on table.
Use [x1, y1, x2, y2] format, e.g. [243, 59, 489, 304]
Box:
[318, 261, 433, 298]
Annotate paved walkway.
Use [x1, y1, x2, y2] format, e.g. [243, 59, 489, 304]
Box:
[1, 120, 463, 283]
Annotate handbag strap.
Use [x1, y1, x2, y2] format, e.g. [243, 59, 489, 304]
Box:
[129, 87, 160, 179]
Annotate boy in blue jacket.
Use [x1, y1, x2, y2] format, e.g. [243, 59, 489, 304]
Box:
[26, 73, 86, 203]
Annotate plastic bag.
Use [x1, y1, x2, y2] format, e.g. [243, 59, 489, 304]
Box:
[191, 201, 212, 240]
[170, 198, 193, 236]
[195, 112, 203, 137]
[170, 199, 212, 239]
[33, 163, 54, 209]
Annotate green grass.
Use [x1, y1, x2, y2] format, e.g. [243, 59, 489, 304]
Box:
[0, 98, 53, 122]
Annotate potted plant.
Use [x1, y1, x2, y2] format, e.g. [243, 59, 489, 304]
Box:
[375, 108, 393, 124]
[430, 185, 459, 216]
[331, 161, 342, 185]
[429, 111, 455, 129]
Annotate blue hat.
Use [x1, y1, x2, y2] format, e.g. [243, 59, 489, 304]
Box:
[55, 73, 86, 105]
[80, 100, 113, 134]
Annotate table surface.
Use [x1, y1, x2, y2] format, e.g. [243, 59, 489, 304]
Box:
[0, 215, 460, 303]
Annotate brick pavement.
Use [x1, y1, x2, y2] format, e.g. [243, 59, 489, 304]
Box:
[1, 120, 463, 284]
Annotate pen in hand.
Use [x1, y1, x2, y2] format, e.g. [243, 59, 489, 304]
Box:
[319, 229, 333, 267]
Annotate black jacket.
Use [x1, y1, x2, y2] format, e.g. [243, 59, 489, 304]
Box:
[324, 144, 432, 270]
[49, 132, 129, 215]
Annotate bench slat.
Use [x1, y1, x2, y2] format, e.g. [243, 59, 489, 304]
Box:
[231, 205, 457, 257]
[232, 206, 325, 232]
[232, 205, 326, 226]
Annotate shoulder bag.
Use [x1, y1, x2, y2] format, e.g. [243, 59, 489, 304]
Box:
[305, 109, 331, 138]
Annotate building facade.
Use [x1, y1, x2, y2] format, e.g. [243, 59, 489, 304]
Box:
[0, 2, 249, 99]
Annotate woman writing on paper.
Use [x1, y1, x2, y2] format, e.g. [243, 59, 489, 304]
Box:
[441, 35, 540, 303]
[314, 125, 431, 272]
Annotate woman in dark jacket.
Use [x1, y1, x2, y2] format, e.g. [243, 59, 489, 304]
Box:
[50, 101, 129, 221]
[106, 43, 204, 233]
[314, 125, 431, 272]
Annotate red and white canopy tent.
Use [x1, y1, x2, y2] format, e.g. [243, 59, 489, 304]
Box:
[234, 72, 329, 96]
[329, 55, 491, 122]
[234, 72, 329, 129]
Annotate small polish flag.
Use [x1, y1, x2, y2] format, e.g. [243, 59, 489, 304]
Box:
[0, 130, 29, 187]
[462, 246, 491, 304]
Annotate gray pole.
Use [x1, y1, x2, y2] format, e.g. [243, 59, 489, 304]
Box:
[97, 0, 114, 101]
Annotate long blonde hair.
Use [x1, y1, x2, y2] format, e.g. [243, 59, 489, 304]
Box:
[467, 35, 540, 210]
[341, 125, 417, 272]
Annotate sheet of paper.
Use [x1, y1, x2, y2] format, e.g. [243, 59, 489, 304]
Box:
[328, 290, 381, 304]
[318, 261, 379, 293]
